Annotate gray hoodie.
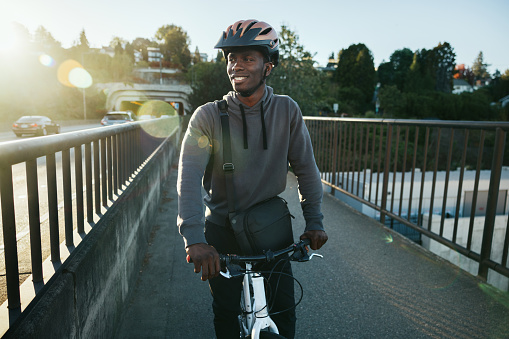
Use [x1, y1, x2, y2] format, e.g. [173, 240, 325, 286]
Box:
[177, 86, 324, 247]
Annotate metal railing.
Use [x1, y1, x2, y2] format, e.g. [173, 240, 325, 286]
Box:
[305, 117, 509, 281]
[0, 117, 180, 322]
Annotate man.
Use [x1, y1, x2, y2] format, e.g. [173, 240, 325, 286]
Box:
[177, 19, 327, 338]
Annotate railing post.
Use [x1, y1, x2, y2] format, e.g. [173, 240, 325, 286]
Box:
[330, 122, 339, 195]
[26, 159, 43, 282]
[380, 123, 393, 225]
[62, 148, 73, 247]
[75, 145, 85, 233]
[0, 165, 21, 313]
[46, 153, 60, 262]
[478, 128, 506, 279]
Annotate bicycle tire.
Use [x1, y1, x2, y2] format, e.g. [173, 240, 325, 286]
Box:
[259, 331, 286, 339]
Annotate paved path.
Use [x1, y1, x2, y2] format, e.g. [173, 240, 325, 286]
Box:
[115, 169, 509, 339]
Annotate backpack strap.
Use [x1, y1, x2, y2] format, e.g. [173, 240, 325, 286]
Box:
[215, 100, 237, 217]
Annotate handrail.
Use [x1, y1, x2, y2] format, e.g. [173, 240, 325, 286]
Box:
[306, 116, 509, 130]
[304, 116, 509, 286]
[0, 124, 138, 166]
[0, 117, 181, 325]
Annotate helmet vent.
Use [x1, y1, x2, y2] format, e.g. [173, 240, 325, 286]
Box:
[259, 28, 272, 36]
[245, 21, 257, 32]
[236, 22, 242, 32]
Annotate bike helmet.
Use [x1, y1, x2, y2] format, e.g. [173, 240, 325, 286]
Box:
[214, 19, 279, 67]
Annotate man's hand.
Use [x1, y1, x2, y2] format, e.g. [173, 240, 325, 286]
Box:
[186, 243, 220, 281]
[300, 230, 328, 250]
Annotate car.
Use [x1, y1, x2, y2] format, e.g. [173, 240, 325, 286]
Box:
[12, 116, 61, 137]
[100, 111, 135, 126]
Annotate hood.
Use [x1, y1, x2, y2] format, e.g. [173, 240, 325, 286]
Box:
[223, 86, 274, 114]
[221, 86, 274, 150]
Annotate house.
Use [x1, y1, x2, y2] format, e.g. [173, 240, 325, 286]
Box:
[499, 95, 509, 108]
[452, 79, 473, 94]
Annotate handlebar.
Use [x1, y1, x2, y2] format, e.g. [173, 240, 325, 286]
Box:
[219, 238, 311, 267]
[186, 239, 313, 265]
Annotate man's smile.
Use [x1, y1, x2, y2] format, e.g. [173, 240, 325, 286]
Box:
[231, 75, 248, 83]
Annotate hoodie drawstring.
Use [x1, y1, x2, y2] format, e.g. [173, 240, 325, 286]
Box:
[238, 102, 268, 150]
[239, 104, 248, 149]
[260, 102, 267, 150]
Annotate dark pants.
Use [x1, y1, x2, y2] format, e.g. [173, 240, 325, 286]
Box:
[205, 219, 296, 339]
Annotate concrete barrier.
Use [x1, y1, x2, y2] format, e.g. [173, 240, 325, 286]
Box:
[3, 129, 180, 338]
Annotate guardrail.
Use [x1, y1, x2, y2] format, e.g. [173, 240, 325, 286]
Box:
[305, 117, 509, 283]
[0, 117, 180, 324]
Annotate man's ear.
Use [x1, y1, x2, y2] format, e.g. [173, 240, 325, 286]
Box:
[264, 63, 274, 77]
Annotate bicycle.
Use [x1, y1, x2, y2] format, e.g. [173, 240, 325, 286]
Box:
[217, 238, 323, 339]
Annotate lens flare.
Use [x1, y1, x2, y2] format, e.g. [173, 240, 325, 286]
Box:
[69, 67, 93, 88]
[58, 59, 82, 87]
[384, 233, 393, 243]
[39, 54, 55, 67]
[57, 59, 93, 88]
[138, 100, 177, 117]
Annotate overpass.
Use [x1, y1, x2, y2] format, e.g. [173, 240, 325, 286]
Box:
[0, 116, 508, 337]
[101, 82, 192, 116]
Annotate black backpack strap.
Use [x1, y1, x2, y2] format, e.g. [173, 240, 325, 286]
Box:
[215, 100, 237, 217]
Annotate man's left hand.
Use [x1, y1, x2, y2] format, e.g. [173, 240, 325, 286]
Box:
[300, 230, 328, 250]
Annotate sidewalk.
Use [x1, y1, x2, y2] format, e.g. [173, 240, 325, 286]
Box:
[114, 169, 509, 339]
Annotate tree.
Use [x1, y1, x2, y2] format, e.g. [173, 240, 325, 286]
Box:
[76, 29, 90, 51]
[378, 85, 406, 117]
[186, 60, 231, 112]
[432, 42, 456, 93]
[193, 46, 202, 65]
[132, 37, 152, 62]
[155, 24, 192, 70]
[334, 43, 376, 105]
[267, 25, 326, 115]
[33, 26, 63, 55]
[472, 51, 490, 80]
[454, 64, 475, 85]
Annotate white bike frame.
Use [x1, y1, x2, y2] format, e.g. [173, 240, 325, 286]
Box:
[240, 263, 279, 339]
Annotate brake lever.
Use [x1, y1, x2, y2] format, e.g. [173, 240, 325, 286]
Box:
[292, 251, 324, 262]
[220, 264, 244, 279]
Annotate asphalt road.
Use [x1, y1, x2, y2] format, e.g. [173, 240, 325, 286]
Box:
[115, 171, 509, 339]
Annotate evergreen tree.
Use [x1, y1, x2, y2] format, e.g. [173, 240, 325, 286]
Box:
[193, 46, 202, 65]
[334, 43, 375, 104]
[432, 42, 455, 93]
[472, 51, 490, 80]
[78, 29, 90, 50]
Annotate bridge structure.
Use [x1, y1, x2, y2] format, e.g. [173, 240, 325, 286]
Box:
[0, 116, 508, 338]
[101, 82, 192, 116]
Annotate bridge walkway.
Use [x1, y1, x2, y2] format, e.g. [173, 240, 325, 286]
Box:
[114, 169, 509, 339]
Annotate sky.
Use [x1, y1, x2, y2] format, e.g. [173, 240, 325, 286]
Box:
[2, 0, 509, 73]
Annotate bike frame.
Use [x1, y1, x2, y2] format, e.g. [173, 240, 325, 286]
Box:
[217, 239, 321, 339]
[240, 263, 279, 338]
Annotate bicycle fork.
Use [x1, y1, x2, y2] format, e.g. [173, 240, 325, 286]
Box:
[241, 263, 279, 339]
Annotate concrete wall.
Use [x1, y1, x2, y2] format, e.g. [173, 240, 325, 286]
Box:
[3, 130, 180, 338]
[422, 214, 509, 292]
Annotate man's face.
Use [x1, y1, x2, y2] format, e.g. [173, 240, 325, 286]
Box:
[227, 48, 271, 97]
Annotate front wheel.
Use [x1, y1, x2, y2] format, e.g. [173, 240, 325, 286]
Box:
[259, 331, 286, 339]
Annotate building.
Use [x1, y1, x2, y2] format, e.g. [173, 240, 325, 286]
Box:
[452, 79, 473, 94]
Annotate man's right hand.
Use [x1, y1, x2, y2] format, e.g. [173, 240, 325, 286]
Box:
[186, 243, 220, 281]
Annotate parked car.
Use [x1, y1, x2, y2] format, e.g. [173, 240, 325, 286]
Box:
[100, 111, 135, 126]
[12, 116, 61, 137]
